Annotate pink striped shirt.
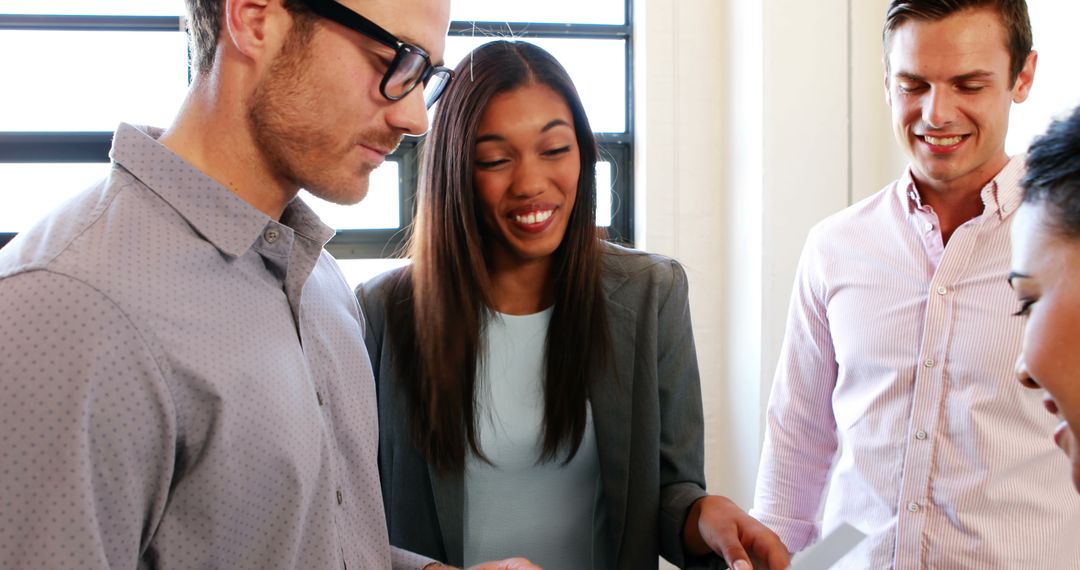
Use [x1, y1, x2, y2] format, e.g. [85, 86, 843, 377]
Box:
[752, 156, 1080, 568]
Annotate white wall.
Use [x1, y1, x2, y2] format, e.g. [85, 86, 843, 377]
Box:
[635, 1, 1079, 567]
[1007, 1, 1080, 155]
[636, 0, 882, 510]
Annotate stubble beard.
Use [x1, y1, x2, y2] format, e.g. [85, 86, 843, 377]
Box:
[247, 25, 403, 207]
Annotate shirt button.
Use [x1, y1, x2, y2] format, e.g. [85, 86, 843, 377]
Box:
[264, 228, 280, 243]
[316, 391, 324, 406]
[336, 490, 343, 505]
[924, 222, 933, 232]
[907, 502, 920, 513]
[924, 358, 935, 368]
[936, 285, 948, 296]
[915, 430, 928, 440]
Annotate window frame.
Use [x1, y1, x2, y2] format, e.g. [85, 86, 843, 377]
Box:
[0, 5, 634, 253]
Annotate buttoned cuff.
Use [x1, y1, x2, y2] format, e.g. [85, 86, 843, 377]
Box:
[391, 546, 439, 570]
[747, 509, 819, 554]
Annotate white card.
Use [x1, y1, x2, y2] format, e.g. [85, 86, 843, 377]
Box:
[788, 523, 867, 570]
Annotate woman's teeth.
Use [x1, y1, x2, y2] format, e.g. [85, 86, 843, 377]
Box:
[513, 210, 553, 225]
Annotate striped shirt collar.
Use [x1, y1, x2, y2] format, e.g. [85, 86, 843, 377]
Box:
[898, 154, 1026, 221]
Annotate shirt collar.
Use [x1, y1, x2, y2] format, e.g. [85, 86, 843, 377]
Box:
[109, 123, 334, 257]
[897, 154, 1026, 220]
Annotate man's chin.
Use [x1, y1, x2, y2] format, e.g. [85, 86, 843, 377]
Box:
[911, 160, 964, 186]
[305, 180, 371, 207]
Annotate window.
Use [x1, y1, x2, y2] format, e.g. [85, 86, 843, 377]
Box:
[0, 0, 633, 288]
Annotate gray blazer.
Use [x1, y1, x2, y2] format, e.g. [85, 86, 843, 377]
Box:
[356, 243, 711, 569]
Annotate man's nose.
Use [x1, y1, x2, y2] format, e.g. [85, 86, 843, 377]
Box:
[386, 86, 430, 136]
[922, 87, 958, 129]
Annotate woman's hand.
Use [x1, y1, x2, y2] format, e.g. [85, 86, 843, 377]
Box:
[467, 559, 542, 570]
[684, 495, 791, 570]
[424, 558, 542, 570]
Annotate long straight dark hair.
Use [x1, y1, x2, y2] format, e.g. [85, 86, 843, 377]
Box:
[385, 40, 610, 474]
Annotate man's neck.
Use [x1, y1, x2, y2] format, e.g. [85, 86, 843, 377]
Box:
[916, 183, 985, 244]
[158, 76, 297, 221]
[911, 156, 1010, 245]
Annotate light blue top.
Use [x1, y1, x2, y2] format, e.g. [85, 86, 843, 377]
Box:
[464, 308, 601, 569]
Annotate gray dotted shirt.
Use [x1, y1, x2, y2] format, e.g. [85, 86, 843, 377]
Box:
[0, 124, 430, 570]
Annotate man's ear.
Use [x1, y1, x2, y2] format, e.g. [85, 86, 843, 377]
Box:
[884, 68, 893, 108]
[1012, 50, 1038, 104]
[222, 0, 287, 62]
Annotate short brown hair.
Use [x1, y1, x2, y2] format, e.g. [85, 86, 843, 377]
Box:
[184, 0, 312, 75]
[883, 0, 1032, 84]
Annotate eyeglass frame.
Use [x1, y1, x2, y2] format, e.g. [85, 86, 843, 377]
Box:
[295, 0, 454, 108]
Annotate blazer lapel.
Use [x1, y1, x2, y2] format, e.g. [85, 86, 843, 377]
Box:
[429, 465, 464, 566]
[591, 271, 637, 564]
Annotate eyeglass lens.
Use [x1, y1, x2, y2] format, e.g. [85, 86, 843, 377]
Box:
[385, 50, 451, 108]
[385, 52, 427, 98]
[422, 71, 451, 108]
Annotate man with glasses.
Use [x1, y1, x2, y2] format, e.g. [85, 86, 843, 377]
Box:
[0, 0, 534, 568]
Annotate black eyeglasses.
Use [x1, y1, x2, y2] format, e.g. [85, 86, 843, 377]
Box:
[297, 0, 454, 108]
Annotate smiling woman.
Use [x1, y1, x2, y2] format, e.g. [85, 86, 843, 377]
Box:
[472, 83, 582, 284]
[1010, 103, 1080, 493]
[355, 39, 789, 570]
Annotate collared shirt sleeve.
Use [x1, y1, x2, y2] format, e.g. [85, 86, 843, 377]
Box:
[0, 270, 176, 569]
[391, 545, 438, 569]
[750, 228, 839, 553]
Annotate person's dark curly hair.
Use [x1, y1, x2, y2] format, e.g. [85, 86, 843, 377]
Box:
[1022, 105, 1080, 237]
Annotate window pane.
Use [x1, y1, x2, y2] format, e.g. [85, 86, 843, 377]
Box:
[443, 38, 626, 133]
[596, 161, 612, 228]
[449, 0, 624, 25]
[0, 162, 399, 235]
[0, 163, 112, 232]
[0, 30, 188, 131]
[300, 161, 400, 230]
[336, 257, 410, 291]
[0, 1, 184, 15]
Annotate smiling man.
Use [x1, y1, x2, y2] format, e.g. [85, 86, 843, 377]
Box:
[752, 0, 1080, 568]
[0, 1, 537, 569]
